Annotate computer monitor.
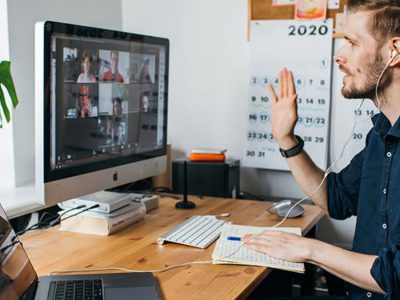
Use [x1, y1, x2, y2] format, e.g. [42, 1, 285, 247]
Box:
[35, 21, 169, 206]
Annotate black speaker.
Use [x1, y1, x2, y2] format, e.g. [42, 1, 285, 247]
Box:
[172, 158, 240, 198]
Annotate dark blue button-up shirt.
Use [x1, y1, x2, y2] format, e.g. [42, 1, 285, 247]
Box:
[328, 113, 400, 299]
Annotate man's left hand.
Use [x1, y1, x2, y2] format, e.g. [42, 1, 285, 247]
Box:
[243, 230, 312, 263]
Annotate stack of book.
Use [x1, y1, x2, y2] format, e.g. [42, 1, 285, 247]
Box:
[189, 148, 227, 162]
[59, 202, 146, 236]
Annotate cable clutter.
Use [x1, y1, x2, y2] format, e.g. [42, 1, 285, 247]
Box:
[15, 204, 98, 237]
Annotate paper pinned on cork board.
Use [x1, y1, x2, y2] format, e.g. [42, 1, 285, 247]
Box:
[295, 0, 328, 20]
[272, 0, 295, 6]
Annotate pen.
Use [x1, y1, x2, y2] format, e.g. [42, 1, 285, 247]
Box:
[227, 236, 241, 241]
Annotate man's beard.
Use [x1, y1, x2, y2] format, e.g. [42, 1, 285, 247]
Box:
[341, 54, 391, 101]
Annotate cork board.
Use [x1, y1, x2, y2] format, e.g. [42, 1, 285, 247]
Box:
[249, 0, 347, 37]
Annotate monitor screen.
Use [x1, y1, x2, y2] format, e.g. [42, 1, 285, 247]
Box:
[35, 21, 169, 205]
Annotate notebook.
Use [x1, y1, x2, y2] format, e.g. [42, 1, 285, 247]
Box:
[212, 224, 305, 273]
[0, 202, 161, 300]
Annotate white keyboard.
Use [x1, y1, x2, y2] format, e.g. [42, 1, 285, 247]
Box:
[157, 215, 228, 249]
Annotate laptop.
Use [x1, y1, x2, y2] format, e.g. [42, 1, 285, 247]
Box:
[0, 203, 162, 300]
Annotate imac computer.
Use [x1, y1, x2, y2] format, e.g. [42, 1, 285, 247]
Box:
[35, 21, 169, 206]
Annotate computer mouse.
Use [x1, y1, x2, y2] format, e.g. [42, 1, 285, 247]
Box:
[267, 200, 305, 218]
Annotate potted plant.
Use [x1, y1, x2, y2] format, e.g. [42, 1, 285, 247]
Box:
[0, 60, 18, 128]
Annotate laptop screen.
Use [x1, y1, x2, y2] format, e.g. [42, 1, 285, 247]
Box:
[0, 206, 38, 299]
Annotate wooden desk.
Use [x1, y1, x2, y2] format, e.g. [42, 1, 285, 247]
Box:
[20, 197, 324, 300]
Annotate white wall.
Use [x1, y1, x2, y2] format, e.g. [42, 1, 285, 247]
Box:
[4, 0, 123, 187]
[122, 0, 250, 161]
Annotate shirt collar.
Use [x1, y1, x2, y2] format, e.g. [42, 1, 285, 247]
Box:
[372, 113, 400, 138]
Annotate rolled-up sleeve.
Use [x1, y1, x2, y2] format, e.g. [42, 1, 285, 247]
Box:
[371, 245, 400, 297]
[327, 148, 365, 220]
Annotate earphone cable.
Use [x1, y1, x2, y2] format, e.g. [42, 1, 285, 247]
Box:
[375, 53, 396, 109]
[273, 98, 368, 227]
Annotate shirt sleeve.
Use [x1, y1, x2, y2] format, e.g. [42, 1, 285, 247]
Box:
[327, 148, 365, 220]
[371, 244, 400, 296]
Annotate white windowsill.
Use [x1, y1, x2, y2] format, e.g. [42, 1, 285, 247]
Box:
[0, 184, 46, 219]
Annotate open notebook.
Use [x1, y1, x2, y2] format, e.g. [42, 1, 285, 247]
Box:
[212, 224, 305, 273]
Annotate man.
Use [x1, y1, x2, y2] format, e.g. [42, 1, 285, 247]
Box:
[112, 97, 123, 117]
[139, 91, 150, 113]
[102, 51, 124, 83]
[139, 59, 153, 84]
[76, 84, 93, 117]
[108, 97, 125, 145]
[244, 1, 400, 299]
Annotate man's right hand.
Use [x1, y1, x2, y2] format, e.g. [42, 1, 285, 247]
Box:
[268, 68, 299, 149]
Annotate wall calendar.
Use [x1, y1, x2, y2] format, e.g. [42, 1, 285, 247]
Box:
[243, 19, 333, 171]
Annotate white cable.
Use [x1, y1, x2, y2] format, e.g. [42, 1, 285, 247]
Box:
[272, 98, 368, 228]
[215, 212, 230, 217]
[48, 260, 213, 276]
[375, 54, 396, 109]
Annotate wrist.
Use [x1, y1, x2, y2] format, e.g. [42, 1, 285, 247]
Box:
[303, 238, 319, 263]
[278, 135, 304, 158]
[276, 135, 299, 150]
[306, 239, 327, 264]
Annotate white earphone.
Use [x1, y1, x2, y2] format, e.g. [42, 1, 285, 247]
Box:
[375, 49, 399, 108]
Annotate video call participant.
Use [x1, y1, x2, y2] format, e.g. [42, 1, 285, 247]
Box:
[102, 51, 124, 83]
[106, 97, 125, 145]
[76, 85, 94, 118]
[139, 91, 151, 113]
[139, 59, 153, 84]
[112, 97, 123, 117]
[77, 50, 97, 83]
[243, 1, 400, 299]
[114, 123, 125, 145]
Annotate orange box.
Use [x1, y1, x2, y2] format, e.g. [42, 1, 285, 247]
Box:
[189, 153, 226, 162]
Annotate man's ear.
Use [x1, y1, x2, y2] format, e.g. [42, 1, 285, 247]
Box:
[389, 37, 400, 66]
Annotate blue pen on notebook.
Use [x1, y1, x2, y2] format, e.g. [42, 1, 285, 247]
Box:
[227, 236, 241, 241]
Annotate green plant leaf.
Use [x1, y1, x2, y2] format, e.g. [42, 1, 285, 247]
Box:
[0, 87, 8, 127]
[0, 60, 19, 126]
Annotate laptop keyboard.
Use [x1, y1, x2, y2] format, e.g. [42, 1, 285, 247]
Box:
[47, 279, 104, 300]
